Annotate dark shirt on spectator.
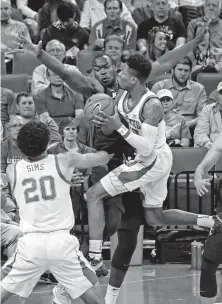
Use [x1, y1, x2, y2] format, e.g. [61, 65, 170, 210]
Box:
[42, 21, 89, 51]
[137, 16, 186, 50]
[34, 85, 84, 125]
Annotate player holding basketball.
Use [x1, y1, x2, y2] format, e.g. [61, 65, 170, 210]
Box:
[0, 120, 111, 304]
[194, 133, 222, 304]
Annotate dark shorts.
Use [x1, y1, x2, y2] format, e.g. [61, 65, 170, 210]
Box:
[203, 231, 222, 264]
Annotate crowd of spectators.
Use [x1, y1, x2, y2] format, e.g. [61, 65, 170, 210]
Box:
[1, 0, 222, 268]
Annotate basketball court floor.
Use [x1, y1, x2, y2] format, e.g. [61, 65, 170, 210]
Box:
[3, 262, 222, 304]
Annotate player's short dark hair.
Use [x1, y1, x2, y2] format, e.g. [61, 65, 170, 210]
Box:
[104, 0, 123, 10]
[16, 92, 32, 104]
[92, 53, 114, 67]
[17, 121, 50, 157]
[126, 53, 152, 83]
[59, 117, 79, 137]
[57, 1, 80, 23]
[173, 56, 192, 70]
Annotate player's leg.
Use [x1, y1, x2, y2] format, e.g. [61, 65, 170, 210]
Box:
[0, 234, 47, 303]
[50, 232, 105, 304]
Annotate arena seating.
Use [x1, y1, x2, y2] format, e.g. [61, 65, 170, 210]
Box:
[1, 74, 29, 92]
[197, 73, 222, 96]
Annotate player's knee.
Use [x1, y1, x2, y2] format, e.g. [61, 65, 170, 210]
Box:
[144, 208, 164, 226]
[200, 255, 218, 298]
[86, 186, 98, 202]
[112, 240, 137, 271]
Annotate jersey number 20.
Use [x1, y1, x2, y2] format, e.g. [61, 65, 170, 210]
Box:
[22, 176, 56, 204]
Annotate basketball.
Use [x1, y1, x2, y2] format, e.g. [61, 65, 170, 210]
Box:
[84, 93, 115, 122]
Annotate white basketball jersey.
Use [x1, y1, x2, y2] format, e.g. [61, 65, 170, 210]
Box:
[13, 154, 74, 233]
[118, 89, 167, 164]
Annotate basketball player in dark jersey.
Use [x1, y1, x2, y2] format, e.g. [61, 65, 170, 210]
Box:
[194, 132, 222, 304]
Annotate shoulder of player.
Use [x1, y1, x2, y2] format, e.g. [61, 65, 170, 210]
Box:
[142, 97, 164, 126]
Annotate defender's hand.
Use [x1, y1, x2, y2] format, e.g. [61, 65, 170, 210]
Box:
[194, 175, 212, 196]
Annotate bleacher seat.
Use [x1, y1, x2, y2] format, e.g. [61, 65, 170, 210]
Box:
[1, 74, 29, 92]
[76, 50, 103, 75]
[1, 52, 6, 75]
[147, 73, 171, 90]
[171, 147, 208, 175]
[13, 52, 41, 76]
[197, 73, 222, 96]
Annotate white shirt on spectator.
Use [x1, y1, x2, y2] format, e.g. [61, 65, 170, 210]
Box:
[80, 0, 137, 29]
[31, 64, 80, 94]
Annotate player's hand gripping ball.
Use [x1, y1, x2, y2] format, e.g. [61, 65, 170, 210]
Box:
[84, 93, 115, 123]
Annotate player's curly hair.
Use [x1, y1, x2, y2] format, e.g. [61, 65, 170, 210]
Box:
[126, 53, 152, 83]
[17, 121, 50, 157]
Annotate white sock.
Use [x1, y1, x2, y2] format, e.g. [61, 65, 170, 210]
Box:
[89, 240, 102, 260]
[197, 215, 214, 229]
[105, 284, 120, 304]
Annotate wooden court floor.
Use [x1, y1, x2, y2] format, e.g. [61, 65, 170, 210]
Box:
[3, 263, 222, 304]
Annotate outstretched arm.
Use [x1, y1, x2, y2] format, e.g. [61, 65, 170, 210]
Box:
[148, 19, 212, 81]
[14, 38, 104, 96]
[194, 133, 222, 196]
[65, 151, 110, 169]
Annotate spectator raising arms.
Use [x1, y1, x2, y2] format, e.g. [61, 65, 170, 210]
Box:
[42, 1, 89, 51]
[89, 0, 137, 50]
[194, 82, 222, 149]
[34, 69, 84, 125]
[157, 89, 190, 147]
[137, 0, 186, 50]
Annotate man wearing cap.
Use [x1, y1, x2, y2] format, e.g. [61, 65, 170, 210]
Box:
[157, 89, 190, 147]
[194, 82, 222, 150]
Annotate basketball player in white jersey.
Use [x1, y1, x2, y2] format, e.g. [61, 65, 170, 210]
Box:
[0, 120, 111, 304]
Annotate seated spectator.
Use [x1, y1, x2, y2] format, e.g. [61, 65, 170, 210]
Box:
[42, 1, 89, 52]
[132, 0, 183, 26]
[104, 35, 127, 72]
[208, 86, 221, 104]
[187, 0, 222, 73]
[34, 69, 84, 125]
[137, 30, 169, 62]
[1, 87, 17, 127]
[194, 82, 222, 149]
[80, 0, 136, 30]
[152, 57, 207, 128]
[38, 0, 80, 39]
[1, 192, 23, 259]
[48, 117, 95, 219]
[1, 0, 31, 54]
[16, 92, 61, 144]
[137, 0, 186, 51]
[89, 0, 137, 50]
[157, 89, 190, 147]
[16, 0, 45, 42]
[1, 115, 26, 173]
[31, 39, 80, 94]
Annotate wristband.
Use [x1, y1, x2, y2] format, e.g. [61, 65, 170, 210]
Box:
[117, 124, 130, 138]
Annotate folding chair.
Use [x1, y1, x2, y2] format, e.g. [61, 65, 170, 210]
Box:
[1, 74, 29, 92]
[13, 52, 41, 76]
[197, 73, 222, 96]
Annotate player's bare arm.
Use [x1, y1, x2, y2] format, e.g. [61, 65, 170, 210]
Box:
[141, 97, 163, 126]
[148, 19, 211, 81]
[194, 133, 222, 196]
[14, 37, 104, 96]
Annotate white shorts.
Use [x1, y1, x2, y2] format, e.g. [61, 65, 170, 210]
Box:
[0, 231, 97, 299]
[101, 145, 173, 208]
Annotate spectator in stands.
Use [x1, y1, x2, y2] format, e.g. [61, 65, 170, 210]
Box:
[208, 86, 221, 104]
[152, 57, 207, 128]
[137, 0, 186, 51]
[157, 89, 190, 147]
[1, 88, 17, 127]
[88, 0, 137, 50]
[80, 0, 136, 30]
[187, 0, 222, 74]
[132, 0, 182, 27]
[194, 82, 222, 149]
[16, 92, 61, 143]
[42, 1, 89, 52]
[34, 69, 84, 125]
[104, 35, 127, 72]
[1, 0, 31, 53]
[1, 192, 23, 259]
[1, 115, 25, 173]
[16, 0, 45, 42]
[38, 0, 81, 39]
[32, 39, 80, 94]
